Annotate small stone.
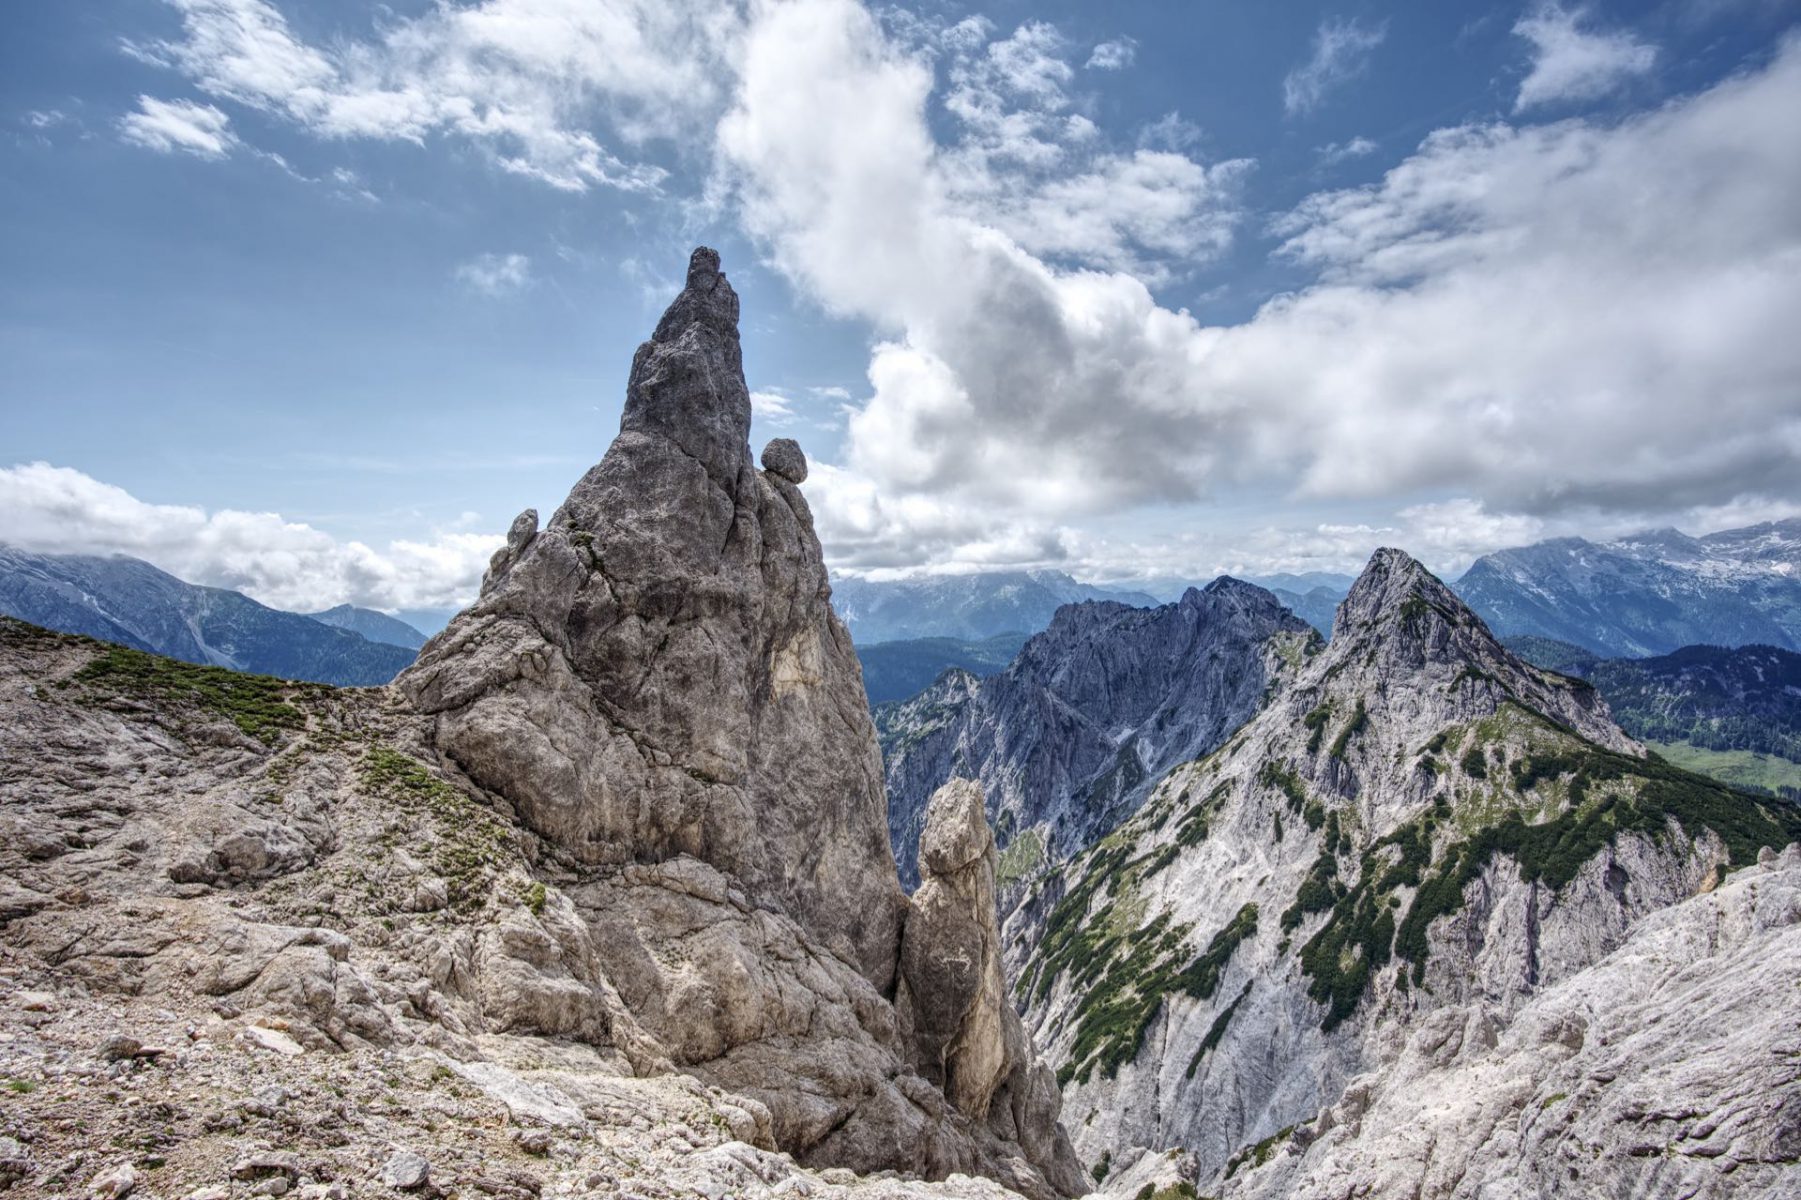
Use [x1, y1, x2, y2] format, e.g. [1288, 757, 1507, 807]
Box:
[252, 1179, 292, 1197]
[251, 1084, 293, 1112]
[184, 1188, 230, 1200]
[760, 438, 808, 484]
[232, 1151, 301, 1181]
[382, 1149, 430, 1191]
[239, 1026, 305, 1057]
[97, 1035, 142, 1062]
[513, 1128, 553, 1156]
[89, 1161, 137, 1199]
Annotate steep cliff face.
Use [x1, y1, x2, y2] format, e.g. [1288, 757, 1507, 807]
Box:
[1207, 844, 1801, 1199]
[399, 247, 904, 991]
[1008, 549, 1801, 1187]
[878, 579, 1316, 890]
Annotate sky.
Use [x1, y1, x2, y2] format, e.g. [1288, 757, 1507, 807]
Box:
[3, 0, 1799, 618]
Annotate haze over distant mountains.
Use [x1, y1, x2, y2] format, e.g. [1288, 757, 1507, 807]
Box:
[840, 519, 1801, 664]
[831, 570, 1157, 644]
[0, 546, 420, 686]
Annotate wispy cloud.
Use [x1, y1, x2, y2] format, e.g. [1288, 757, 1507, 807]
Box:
[1284, 16, 1387, 115]
[1513, 3, 1657, 111]
[1086, 37, 1137, 71]
[454, 252, 533, 297]
[750, 389, 797, 422]
[118, 95, 237, 157]
[122, 0, 717, 192]
[1317, 135, 1378, 166]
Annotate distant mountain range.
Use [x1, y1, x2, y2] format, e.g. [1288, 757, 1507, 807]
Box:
[839, 521, 1801, 663]
[0, 546, 420, 686]
[1504, 636, 1801, 797]
[1456, 519, 1801, 657]
[830, 569, 1157, 643]
[307, 603, 429, 650]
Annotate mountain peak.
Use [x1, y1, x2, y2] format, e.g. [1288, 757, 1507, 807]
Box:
[1336, 547, 1462, 635]
[618, 245, 750, 484]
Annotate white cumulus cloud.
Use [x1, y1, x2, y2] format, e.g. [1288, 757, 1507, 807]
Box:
[0, 463, 500, 613]
[716, 1, 1801, 575]
[1513, 3, 1657, 111]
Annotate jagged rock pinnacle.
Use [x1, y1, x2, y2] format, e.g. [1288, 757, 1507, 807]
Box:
[400, 246, 904, 987]
[618, 245, 751, 487]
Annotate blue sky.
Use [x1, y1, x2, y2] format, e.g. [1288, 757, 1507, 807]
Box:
[3, 0, 1798, 616]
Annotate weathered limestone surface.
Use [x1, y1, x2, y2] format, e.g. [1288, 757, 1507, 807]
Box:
[399, 248, 904, 991]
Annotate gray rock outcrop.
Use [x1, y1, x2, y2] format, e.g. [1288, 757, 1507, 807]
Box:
[760, 438, 808, 483]
[391, 248, 1076, 1192]
[1211, 845, 1801, 1199]
[398, 246, 904, 990]
[899, 781, 1083, 1195]
[0, 250, 1082, 1198]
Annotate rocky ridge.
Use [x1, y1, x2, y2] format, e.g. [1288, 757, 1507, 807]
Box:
[877, 580, 1315, 891]
[0, 249, 1081, 1198]
[1006, 549, 1801, 1191]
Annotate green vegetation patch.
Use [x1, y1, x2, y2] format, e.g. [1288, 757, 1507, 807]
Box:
[1303, 702, 1333, 754]
[1032, 844, 1259, 1086]
[1186, 980, 1253, 1079]
[74, 643, 307, 743]
[1223, 1125, 1295, 1180]
[997, 828, 1045, 887]
[1259, 761, 1309, 812]
[1329, 698, 1369, 761]
[361, 746, 517, 910]
[1460, 746, 1489, 780]
[1646, 740, 1801, 798]
[1290, 709, 1800, 1026]
[1133, 1185, 1200, 1200]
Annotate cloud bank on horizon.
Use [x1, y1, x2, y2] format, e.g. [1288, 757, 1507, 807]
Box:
[5, 0, 1800, 612]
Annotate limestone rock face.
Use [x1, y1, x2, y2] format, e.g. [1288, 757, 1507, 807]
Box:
[902, 780, 1019, 1117]
[0, 249, 1082, 1198]
[879, 579, 1317, 892]
[899, 781, 1085, 1195]
[398, 247, 904, 990]
[1212, 846, 1801, 1199]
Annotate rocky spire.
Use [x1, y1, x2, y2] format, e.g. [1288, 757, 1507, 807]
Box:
[398, 246, 906, 990]
[618, 246, 751, 485]
[899, 780, 1086, 1196]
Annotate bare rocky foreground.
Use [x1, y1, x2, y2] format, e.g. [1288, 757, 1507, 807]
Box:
[0, 620, 1026, 1199]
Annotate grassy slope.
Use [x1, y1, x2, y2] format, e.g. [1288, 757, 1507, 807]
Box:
[1647, 739, 1801, 796]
